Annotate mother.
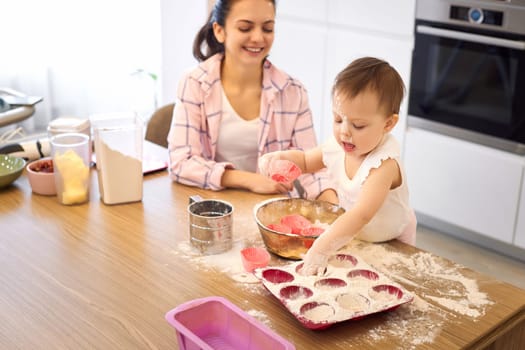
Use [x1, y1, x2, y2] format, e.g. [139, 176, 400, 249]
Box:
[167, 0, 336, 201]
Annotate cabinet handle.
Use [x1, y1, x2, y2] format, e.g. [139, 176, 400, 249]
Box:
[417, 25, 525, 50]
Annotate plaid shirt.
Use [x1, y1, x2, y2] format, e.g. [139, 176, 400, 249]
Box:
[167, 53, 331, 198]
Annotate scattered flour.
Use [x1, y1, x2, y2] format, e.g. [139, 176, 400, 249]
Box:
[170, 235, 494, 349]
[343, 241, 494, 348]
[353, 242, 493, 317]
[336, 293, 369, 312]
[302, 304, 335, 321]
[246, 308, 273, 328]
[172, 238, 267, 294]
[365, 297, 446, 350]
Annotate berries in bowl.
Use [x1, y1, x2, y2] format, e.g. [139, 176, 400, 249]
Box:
[26, 157, 56, 195]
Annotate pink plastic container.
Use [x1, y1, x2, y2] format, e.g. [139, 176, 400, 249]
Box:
[165, 296, 296, 350]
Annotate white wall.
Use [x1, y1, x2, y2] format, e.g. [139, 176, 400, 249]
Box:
[159, 0, 209, 106]
[0, 0, 161, 133]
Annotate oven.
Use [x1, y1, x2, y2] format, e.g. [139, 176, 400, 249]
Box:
[408, 0, 525, 155]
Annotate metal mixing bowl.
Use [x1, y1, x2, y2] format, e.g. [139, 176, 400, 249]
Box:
[253, 197, 345, 260]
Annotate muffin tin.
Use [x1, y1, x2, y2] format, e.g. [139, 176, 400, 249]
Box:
[254, 252, 413, 330]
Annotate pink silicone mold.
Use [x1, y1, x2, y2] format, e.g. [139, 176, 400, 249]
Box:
[347, 269, 380, 281]
[280, 285, 314, 300]
[241, 247, 271, 272]
[262, 269, 295, 284]
[314, 278, 347, 290]
[329, 254, 358, 268]
[165, 296, 296, 350]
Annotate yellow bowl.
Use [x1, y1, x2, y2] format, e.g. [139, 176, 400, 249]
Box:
[253, 198, 345, 260]
[0, 154, 26, 189]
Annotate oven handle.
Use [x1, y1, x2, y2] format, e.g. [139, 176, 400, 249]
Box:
[417, 25, 525, 50]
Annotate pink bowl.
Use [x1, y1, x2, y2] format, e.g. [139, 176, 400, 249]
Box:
[26, 157, 56, 196]
[241, 247, 271, 272]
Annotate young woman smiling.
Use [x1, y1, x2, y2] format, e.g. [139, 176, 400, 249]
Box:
[167, 0, 336, 202]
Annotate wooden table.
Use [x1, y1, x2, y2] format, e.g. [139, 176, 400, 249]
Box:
[1, 164, 525, 349]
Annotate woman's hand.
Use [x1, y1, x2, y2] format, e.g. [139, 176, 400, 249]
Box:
[258, 151, 282, 177]
[248, 174, 294, 194]
[221, 169, 292, 194]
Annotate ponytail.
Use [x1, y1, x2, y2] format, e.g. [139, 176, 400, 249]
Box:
[192, 11, 224, 61]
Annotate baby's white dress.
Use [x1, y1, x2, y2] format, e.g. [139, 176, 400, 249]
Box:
[321, 134, 416, 244]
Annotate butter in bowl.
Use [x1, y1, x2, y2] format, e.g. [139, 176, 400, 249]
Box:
[26, 157, 56, 196]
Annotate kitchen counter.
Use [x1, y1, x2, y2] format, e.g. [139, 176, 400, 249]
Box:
[1, 167, 525, 349]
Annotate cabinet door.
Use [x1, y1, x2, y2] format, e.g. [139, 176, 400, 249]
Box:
[323, 28, 413, 145]
[271, 19, 327, 143]
[404, 128, 522, 244]
[276, 0, 327, 21]
[515, 173, 525, 249]
[328, 0, 416, 37]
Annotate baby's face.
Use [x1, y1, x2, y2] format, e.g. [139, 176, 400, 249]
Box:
[332, 90, 397, 158]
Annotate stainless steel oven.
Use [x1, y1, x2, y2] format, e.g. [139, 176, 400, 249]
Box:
[408, 0, 525, 154]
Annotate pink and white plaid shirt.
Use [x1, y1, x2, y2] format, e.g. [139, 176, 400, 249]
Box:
[167, 53, 332, 198]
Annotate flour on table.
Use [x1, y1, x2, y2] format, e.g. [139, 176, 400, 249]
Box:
[353, 242, 493, 317]
[246, 309, 273, 328]
[339, 241, 494, 349]
[172, 238, 267, 295]
[364, 297, 446, 350]
[172, 236, 494, 349]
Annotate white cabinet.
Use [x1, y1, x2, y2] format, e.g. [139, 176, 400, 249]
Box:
[515, 175, 525, 249]
[276, 0, 328, 21]
[272, 1, 415, 145]
[404, 127, 523, 244]
[323, 28, 413, 145]
[271, 20, 327, 142]
[328, 0, 416, 38]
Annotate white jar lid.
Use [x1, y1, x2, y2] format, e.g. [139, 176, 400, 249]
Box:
[48, 117, 91, 134]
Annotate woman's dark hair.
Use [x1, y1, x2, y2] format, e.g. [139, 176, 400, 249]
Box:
[193, 0, 276, 62]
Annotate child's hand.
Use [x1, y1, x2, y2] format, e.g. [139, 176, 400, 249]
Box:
[258, 151, 282, 177]
[300, 249, 330, 276]
[299, 226, 352, 276]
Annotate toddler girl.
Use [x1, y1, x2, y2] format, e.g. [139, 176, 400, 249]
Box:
[259, 57, 417, 275]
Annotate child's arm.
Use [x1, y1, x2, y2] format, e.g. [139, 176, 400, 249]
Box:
[301, 158, 401, 275]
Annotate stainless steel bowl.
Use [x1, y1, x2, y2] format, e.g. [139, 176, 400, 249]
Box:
[253, 197, 345, 260]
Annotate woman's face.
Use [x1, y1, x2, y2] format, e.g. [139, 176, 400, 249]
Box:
[332, 89, 398, 159]
[213, 0, 275, 66]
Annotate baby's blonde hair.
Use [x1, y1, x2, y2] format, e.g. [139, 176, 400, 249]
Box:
[332, 57, 405, 115]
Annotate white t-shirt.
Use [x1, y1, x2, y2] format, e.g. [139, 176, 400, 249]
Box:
[215, 92, 259, 172]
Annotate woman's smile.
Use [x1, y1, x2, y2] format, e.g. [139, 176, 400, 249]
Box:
[243, 46, 265, 57]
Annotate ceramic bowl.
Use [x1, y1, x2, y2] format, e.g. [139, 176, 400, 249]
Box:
[26, 157, 56, 195]
[0, 154, 26, 189]
[253, 198, 345, 260]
